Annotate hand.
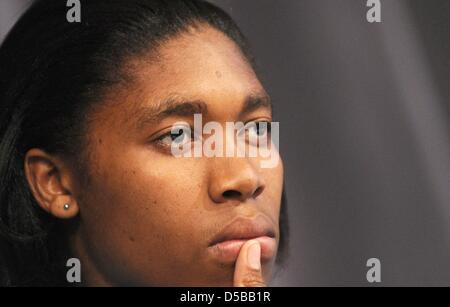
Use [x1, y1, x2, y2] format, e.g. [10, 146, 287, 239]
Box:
[233, 240, 266, 287]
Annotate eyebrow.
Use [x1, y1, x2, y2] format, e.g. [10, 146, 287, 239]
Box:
[239, 93, 272, 118]
[135, 95, 207, 129]
[135, 92, 272, 130]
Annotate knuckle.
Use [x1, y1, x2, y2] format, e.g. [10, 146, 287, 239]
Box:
[241, 273, 266, 287]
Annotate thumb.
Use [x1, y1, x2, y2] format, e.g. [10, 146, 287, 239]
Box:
[233, 240, 266, 287]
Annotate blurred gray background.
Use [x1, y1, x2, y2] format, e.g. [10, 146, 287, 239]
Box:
[1, 0, 449, 286]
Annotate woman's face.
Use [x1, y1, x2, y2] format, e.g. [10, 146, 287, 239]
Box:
[71, 25, 284, 286]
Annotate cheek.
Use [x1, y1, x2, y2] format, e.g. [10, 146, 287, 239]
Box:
[260, 157, 284, 221]
[78, 150, 211, 284]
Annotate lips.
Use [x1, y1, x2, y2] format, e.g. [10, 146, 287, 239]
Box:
[207, 215, 278, 264]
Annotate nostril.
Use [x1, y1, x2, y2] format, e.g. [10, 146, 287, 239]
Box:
[222, 190, 242, 199]
[253, 186, 264, 198]
[222, 186, 264, 200]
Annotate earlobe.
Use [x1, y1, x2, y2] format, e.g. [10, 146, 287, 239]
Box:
[24, 148, 80, 219]
[49, 199, 79, 219]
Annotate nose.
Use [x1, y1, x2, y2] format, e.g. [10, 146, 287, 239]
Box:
[208, 157, 265, 203]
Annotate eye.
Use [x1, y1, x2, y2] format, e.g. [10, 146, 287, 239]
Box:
[153, 125, 201, 151]
[241, 121, 272, 146]
[154, 125, 196, 149]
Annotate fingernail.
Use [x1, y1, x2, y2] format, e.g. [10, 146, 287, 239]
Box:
[247, 241, 261, 270]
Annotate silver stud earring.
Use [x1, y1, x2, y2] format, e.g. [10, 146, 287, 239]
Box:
[63, 203, 70, 210]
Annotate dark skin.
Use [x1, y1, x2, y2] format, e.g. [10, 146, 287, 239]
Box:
[23, 25, 283, 286]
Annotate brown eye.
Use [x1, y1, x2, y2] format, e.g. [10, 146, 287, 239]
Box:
[241, 121, 271, 146]
[157, 126, 192, 147]
[254, 121, 271, 136]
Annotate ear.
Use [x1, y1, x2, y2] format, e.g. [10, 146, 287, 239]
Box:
[24, 148, 79, 219]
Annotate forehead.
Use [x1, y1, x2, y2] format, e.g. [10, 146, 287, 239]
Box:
[117, 25, 265, 116]
[87, 24, 268, 141]
[145, 25, 259, 87]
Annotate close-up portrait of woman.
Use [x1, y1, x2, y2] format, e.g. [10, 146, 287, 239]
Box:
[0, 0, 288, 287]
[0, 0, 449, 291]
